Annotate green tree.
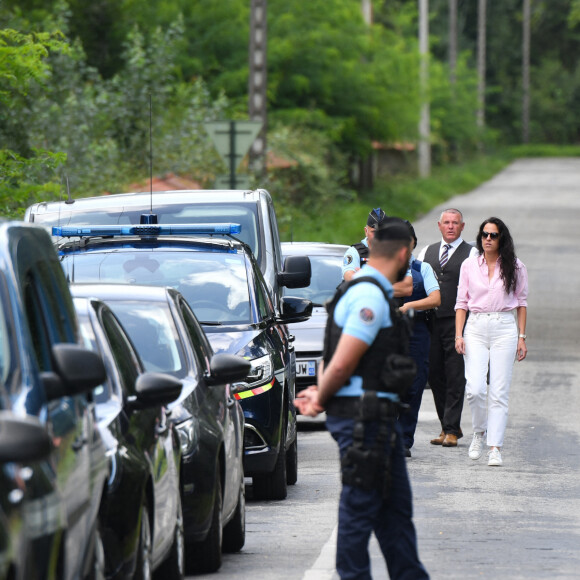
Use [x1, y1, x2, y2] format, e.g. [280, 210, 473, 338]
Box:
[0, 27, 68, 216]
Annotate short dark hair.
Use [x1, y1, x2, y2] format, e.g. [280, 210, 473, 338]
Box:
[371, 218, 412, 258]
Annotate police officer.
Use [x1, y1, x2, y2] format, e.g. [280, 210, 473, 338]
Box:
[343, 207, 413, 300]
[341, 207, 386, 281]
[398, 221, 441, 457]
[295, 219, 429, 580]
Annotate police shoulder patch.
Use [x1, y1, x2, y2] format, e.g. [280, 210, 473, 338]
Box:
[344, 254, 353, 266]
[359, 307, 375, 324]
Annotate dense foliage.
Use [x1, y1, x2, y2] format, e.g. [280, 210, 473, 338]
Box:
[1, 0, 580, 221]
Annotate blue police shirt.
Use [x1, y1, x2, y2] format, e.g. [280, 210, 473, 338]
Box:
[342, 238, 412, 281]
[412, 255, 439, 298]
[341, 238, 368, 277]
[333, 266, 398, 401]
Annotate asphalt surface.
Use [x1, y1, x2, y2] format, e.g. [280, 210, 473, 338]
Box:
[190, 158, 580, 579]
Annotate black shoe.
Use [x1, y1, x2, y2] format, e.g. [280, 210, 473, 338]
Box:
[404, 446, 412, 458]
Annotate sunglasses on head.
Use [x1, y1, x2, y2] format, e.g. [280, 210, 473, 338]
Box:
[482, 231, 499, 240]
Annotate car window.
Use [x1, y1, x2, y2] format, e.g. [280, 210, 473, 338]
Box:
[253, 264, 274, 321]
[283, 254, 342, 306]
[0, 289, 11, 388]
[100, 309, 141, 396]
[76, 310, 117, 406]
[62, 250, 253, 325]
[178, 298, 212, 374]
[106, 301, 187, 378]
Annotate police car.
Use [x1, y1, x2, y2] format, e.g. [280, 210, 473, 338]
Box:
[53, 221, 312, 501]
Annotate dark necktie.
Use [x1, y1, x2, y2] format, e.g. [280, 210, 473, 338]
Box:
[440, 244, 452, 268]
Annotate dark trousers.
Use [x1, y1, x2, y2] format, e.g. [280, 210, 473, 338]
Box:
[326, 414, 429, 580]
[400, 320, 431, 449]
[428, 316, 466, 435]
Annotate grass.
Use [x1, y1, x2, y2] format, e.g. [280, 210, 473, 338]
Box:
[278, 151, 512, 245]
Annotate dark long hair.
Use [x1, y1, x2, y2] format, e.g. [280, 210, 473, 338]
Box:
[476, 217, 518, 294]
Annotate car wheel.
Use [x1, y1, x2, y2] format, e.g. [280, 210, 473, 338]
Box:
[187, 465, 223, 574]
[154, 494, 185, 579]
[134, 504, 153, 580]
[88, 524, 106, 580]
[222, 474, 245, 553]
[286, 435, 298, 486]
[253, 424, 288, 501]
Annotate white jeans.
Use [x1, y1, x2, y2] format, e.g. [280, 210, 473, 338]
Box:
[463, 311, 518, 448]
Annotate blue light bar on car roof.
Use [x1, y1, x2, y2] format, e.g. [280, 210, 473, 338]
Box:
[52, 223, 242, 238]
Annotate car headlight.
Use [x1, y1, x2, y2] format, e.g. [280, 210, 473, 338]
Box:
[176, 418, 199, 456]
[245, 354, 274, 387]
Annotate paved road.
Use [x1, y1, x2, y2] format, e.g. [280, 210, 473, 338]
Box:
[190, 159, 580, 579]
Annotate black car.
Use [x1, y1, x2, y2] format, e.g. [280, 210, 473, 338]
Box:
[0, 412, 53, 579]
[0, 221, 108, 580]
[71, 283, 250, 573]
[53, 223, 311, 501]
[73, 295, 185, 579]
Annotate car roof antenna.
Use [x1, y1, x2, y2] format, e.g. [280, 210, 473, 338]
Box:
[141, 92, 157, 225]
[64, 173, 74, 205]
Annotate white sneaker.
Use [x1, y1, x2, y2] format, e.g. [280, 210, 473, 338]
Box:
[468, 432, 485, 460]
[488, 448, 503, 467]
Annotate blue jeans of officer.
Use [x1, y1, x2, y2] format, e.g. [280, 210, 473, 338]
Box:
[400, 320, 431, 449]
[326, 413, 429, 580]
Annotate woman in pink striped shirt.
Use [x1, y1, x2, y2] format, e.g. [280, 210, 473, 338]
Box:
[454, 217, 528, 467]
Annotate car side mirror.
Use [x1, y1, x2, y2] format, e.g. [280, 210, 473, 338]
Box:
[206, 354, 251, 385]
[43, 344, 107, 401]
[127, 372, 183, 410]
[277, 296, 313, 324]
[278, 256, 311, 289]
[0, 411, 52, 463]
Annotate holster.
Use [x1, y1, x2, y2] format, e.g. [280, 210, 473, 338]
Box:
[340, 392, 398, 500]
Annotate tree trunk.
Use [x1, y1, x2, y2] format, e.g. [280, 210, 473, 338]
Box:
[522, 0, 531, 143]
[477, 0, 486, 131]
[418, 0, 431, 177]
[449, 0, 458, 85]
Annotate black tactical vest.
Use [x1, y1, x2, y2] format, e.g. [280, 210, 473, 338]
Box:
[353, 242, 369, 266]
[322, 276, 415, 395]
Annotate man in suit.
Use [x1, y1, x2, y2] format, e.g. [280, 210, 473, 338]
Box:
[417, 208, 477, 447]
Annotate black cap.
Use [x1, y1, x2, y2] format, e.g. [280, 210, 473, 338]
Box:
[375, 217, 413, 242]
[367, 208, 387, 228]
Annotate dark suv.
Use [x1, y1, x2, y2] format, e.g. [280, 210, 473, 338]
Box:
[0, 221, 107, 579]
[25, 188, 311, 311]
[52, 223, 311, 500]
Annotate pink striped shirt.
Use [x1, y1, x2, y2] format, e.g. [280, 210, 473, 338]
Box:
[455, 254, 528, 313]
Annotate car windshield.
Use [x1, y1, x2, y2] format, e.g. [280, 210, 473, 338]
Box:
[283, 254, 342, 306]
[36, 202, 261, 263]
[104, 301, 187, 377]
[61, 250, 252, 325]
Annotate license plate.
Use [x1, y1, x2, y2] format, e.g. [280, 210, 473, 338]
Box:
[296, 360, 316, 377]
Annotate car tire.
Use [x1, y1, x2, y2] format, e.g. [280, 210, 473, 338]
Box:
[222, 474, 245, 553]
[187, 465, 223, 574]
[253, 433, 287, 500]
[154, 494, 185, 579]
[134, 503, 153, 580]
[286, 435, 298, 486]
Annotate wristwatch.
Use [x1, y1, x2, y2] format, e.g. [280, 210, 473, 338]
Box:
[518, 333, 527, 340]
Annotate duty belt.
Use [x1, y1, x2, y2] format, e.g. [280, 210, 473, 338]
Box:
[326, 396, 398, 419]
